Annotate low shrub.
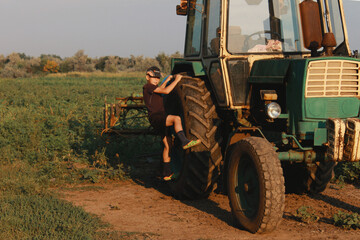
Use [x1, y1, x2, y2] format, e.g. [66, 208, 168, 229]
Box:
[334, 211, 360, 229]
[334, 162, 360, 185]
[294, 206, 319, 223]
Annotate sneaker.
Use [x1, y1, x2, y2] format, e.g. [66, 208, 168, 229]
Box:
[183, 139, 201, 150]
[163, 173, 174, 181]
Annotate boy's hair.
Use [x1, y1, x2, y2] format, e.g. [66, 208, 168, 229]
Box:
[146, 66, 161, 78]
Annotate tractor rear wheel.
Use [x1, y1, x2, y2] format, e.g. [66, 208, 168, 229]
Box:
[305, 161, 336, 194]
[282, 161, 335, 194]
[227, 137, 285, 233]
[164, 76, 223, 199]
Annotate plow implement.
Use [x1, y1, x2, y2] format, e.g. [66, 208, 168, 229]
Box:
[102, 96, 155, 136]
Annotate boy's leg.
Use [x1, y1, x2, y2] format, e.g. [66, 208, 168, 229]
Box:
[162, 136, 171, 163]
[165, 115, 201, 149]
[165, 115, 183, 132]
[162, 136, 172, 180]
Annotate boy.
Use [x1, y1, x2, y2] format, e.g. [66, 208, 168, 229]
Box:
[143, 66, 201, 181]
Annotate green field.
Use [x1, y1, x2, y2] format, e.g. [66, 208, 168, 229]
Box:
[0, 72, 359, 238]
[0, 72, 160, 239]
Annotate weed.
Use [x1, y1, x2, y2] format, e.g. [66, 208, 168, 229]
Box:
[333, 211, 360, 229]
[79, 168, 102, 183]
[335, 162, 360, 185]
[294, 206, 320, 223]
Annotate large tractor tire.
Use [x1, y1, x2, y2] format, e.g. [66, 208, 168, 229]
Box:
[282, 161, 335, 194]
[227, 137, 285, 233]
[164, 76, 223, 199]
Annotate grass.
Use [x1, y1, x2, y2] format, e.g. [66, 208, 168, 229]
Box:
[0, 162, 107, 239]
[0, 72, 160, 183]
[0, 72, 161, 239]
[0, 194, 107, 239]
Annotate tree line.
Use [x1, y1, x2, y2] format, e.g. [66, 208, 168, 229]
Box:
[0, 50, 183, 78]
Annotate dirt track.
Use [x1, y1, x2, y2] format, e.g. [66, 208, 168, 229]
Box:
[61, 160, 360, 240]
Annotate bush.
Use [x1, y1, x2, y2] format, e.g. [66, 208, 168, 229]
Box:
[0, 53, 30, 78]
[128, 55, 160, 72]
[0, 64, 30, 78]
[0, 54, 5, 71]
[0, 51, 181, 78]
[59, 59, 73, 73]
[95, 56, 109, 71]
[43, 60, 60, 73]
[104, 56, 120, 73]
[67, 50, 95, 72]
[27, 57, 42, 74]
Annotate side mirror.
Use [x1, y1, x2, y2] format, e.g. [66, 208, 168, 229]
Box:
[299, 0, 323, 56]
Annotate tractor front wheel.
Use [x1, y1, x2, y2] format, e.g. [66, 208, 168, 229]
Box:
[227, 137, 285, 233]
[282, 161, 335, 194]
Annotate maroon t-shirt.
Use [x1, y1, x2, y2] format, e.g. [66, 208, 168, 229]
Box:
[143, 83, 165, 116]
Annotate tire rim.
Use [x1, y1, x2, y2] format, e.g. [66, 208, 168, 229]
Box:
[236, 154, 260, 219]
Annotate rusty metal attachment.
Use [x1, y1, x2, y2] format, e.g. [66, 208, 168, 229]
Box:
[322, 32, 337, 56]
[102, 96, 154, 136]
[327, 118, 360, 162]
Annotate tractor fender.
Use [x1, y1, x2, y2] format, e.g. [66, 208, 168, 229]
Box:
[171, 58, 206, 77]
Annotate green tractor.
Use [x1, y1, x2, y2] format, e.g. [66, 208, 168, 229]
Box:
[165, 0, 360, 233]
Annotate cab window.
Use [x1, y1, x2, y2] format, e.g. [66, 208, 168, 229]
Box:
[185, 0, 205, 56]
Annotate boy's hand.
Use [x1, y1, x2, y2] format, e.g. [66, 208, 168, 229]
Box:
[164, 75, 173, 83]
[175, 74, 182, 82]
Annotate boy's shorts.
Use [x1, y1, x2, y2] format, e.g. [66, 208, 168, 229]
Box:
[149, 111, 168, 138]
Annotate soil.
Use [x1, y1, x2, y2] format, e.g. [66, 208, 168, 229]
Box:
[59, 158, 360, 240]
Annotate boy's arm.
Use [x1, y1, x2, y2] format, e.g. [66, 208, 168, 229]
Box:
[154, 75, 183, 94]
[158, 75, 173, 89]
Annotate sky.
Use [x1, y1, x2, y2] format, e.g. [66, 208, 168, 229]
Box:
[0, 0, 359, 58]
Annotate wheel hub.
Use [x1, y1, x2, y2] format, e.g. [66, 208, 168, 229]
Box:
[244, 183, 249, 192]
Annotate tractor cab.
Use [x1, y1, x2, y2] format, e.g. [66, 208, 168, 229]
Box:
[175, 0, 351, 108]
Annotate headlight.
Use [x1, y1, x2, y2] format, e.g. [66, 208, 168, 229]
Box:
[266, 102, 281, 119]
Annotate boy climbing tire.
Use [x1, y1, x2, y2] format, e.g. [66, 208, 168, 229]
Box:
[164, 76, 223, 199]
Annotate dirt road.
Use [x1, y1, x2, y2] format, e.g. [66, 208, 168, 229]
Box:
[61, 161, 360, 240]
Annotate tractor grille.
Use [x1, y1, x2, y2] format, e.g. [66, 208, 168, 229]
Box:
[305, 60, 360, 98]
